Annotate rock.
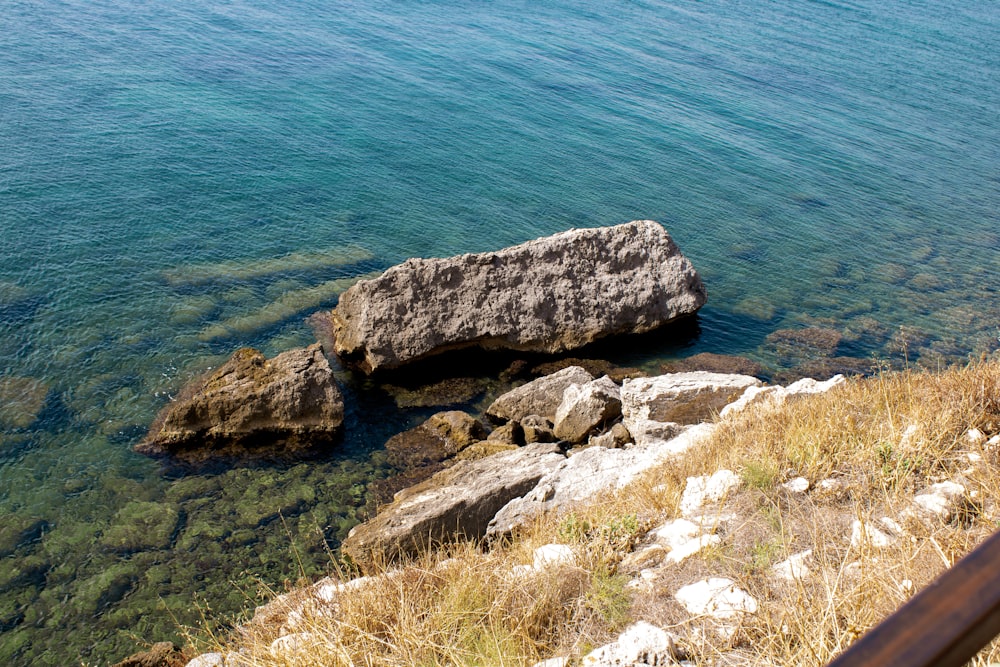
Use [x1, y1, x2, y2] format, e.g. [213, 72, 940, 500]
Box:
[660, 352, 765, 378]
[674, 577, 758, 624]
[136, 344, 344, 462]
[532, 543, 576, 569]
[487, 422, 525, 446]
[382, 376, 489, 409]
[487, 424, 716, 537]
[553, 376, 622, 443]
[621, 545, 668, 573]
[850, 520, 895, 549]
[781, 477, 810, 494]
[455, 440, 519, 460]
[531, 358, 646, 384]
[330, 220, 706, 372]
[764, 327, 842, 364]
[112, 642, 185, 667]
[772, 550, 813, 581]
[649, 518, 721, 564]
[720, 375, 846, 418]
[100, 501, 180, 553]
[0, 516, 48, 557]
[772, 357, 877, 384]
[384, 411, 487, 469]
[487, 366, 594, 424]
[270, 632, 315, 656]
[342, 443, 565, 570]
[910, 481, 968, 521]
[185, 655, 224, 667]
[581, 621, 680, 666]
[588, 422, 632, 449]
[521, 415, 555, 443]
[966, 428, 988, 446]
[679, 470, 741, 518]
[0, 376, 49, 429]
[622, 373, 761, 445]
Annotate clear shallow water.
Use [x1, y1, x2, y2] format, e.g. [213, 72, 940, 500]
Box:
[1, 0, 998, 663]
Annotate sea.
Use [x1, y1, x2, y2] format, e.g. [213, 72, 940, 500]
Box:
[1, 0, 997, 663]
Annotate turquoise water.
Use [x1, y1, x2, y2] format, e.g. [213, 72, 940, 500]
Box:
[1, 0, 998, 663]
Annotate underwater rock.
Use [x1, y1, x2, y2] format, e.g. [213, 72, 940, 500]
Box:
[763, 327, 842, 365]
[111, 641, 186, 667]
[330, 221, 706, 372]
[487, 366, 594, 424]
[530, 358, 646, 384]
[382, 376, 489, 409]
[660, 352, 765, 378]
[384, 411, 487, 469]
[0, 376, 49, 429]
[0, 517, 48, 557]
[100, 502, 180, 554]
[772, 357, 878, 384]
[161, 244, 374, 286]
[342, 443, 565, 570]
[136, 344, 344, 462]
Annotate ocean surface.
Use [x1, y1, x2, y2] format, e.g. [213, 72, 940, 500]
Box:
[1, 0, 998, 663]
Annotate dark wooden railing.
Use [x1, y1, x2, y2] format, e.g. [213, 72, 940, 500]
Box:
[827, 529, 1000, 667]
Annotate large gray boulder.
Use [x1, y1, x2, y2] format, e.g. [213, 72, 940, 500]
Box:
[621, 372, 761, 446]
[330, 221, 706, 372]
[342, 443, 565, 571]
[136, 344, 344, 462]
[487, 366, 594, 424]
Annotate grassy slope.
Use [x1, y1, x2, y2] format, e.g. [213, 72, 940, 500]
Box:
[187, 358, 1000, 666]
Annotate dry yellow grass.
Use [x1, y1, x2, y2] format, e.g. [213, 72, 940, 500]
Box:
[185, 357, 1000, 666]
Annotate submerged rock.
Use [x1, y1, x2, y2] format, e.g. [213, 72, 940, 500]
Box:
[0, 376, 49, 429]
[136, 344, 344, 462]
[111, 641, 186, 667]
[342, 443, 565, 570]
[330, 220, 706, 372]
[384, 411, 487, 469]
[660, 352, 765, 378]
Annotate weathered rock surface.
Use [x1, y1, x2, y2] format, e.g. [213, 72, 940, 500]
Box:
[487, 366, 594, 424]
[661, 352, 764, 378]
[622, 372, 761, 445]
[487, 424, 716, 538]
[384, 411, 486, 469]
[111, 642, 186, 667]
[521, 415, 556, 443]
[331, 221, 706, 372]
[342, 443, 565, 570]
[553, 376, 622, 443]
[136, 344, 344, 462]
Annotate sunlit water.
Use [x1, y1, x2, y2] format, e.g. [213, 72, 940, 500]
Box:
[1, 0, 998, 663]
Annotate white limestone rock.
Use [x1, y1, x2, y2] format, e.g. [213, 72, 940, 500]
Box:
[720, 375, 846, 418]
[622, 373, 761, 445]
[772, 550, 813, 582]
[533, 543, 576, 569]
[185, 655, 225, 667]
[679, 470, 741, 518]
[910, 481, 967, 521]
[487, 424, 716, 537]
[850, 520, 895, 549]
[581, 621, 680, 666]
[675, 578, 758, 630]
[780, 477, 810, 494]
[269, 632, 315, 656]
[487, 366, 595, 424]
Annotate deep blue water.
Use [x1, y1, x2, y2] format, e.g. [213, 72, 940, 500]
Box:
[1, 0, 998, 663]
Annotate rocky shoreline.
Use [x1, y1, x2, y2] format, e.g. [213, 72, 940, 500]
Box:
[117, 221, 898, 666]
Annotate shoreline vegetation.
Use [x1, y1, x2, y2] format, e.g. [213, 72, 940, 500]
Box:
[164, 357, 1000, 667]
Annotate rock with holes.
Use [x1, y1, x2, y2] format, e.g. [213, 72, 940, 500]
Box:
[330, 221, 706, 372]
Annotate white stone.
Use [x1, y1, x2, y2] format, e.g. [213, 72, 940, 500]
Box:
[581, 621, 678, 666]
[679, 470, 741, 517]
[719, 385, 783, 418]
[988, 435, 1000, 447]
[186, 654, 225, 667]
[531, 658, 570, 667]
[879, 517, 904, 535]
[622, 373, 761, 445]
[488, 423, 716, 536]
[781, 477, 810, 493]
[270, 632, 315, 655]
[772, 550, 813, 581]
[911, 481, 966, 520]
[667, 534, 722, 564]
[720, 375, 845, 418]
[651, 518, 701, 547]
[966, 428, 987, 446]
[900, 424, 920, 445]
[315, 574, 377, 603]
[533, 544, 576, 569]
[675, 578, 758, 620]
[817, 478, 846, 495]
[850, 520, 895, 549]
[783, 374, 846, 396]
[967, 451, 984, 464]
